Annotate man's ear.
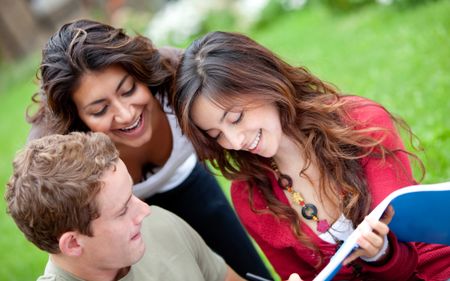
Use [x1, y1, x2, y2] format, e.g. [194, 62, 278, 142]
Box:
[59, 232, 83, 257]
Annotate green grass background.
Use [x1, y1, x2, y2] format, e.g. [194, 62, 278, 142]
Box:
[0, 1, 449, 280]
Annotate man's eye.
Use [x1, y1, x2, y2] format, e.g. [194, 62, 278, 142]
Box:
[119, 207, 128, 216]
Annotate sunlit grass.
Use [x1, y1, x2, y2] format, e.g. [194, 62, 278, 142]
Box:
[251, 1, 450, 183]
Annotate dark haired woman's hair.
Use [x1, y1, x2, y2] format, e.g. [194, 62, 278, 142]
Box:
[173, 31, 424, 263]
[28, 19, 175, 134]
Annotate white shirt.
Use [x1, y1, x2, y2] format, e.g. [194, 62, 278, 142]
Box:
[133, 103, 197, 199]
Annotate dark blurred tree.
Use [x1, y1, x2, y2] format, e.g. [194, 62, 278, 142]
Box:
[0, 0, 43, 61]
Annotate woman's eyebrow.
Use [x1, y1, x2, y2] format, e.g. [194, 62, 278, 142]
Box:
[116, 74, 130, 92]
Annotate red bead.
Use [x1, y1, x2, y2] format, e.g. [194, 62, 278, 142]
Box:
[317, 219, 330, 233]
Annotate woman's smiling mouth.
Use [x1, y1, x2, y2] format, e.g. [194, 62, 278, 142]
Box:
[119, 114, 143, 132]
[248, 129, 262, 151]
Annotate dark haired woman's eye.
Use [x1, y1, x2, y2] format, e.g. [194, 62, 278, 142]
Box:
[232, 112, 244, 125]
[92, 106, 108, 117]
[122, 82, 136, 97]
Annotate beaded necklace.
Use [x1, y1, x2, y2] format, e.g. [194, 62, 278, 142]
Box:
[270, 159, 331, 233]
[270, 160, 366, 276]
[271, 159, 345, 249]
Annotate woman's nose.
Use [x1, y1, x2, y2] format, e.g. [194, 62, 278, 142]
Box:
[223, 130, 245, 150]
[113, 102, 133, 124]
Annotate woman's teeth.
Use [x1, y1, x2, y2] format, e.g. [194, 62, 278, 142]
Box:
[249, 129, 261, 150]
[120, 115, 141, 132]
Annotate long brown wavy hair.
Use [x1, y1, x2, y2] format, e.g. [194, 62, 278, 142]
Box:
[28, 19, 175, 135]
[173, 31, 424, 255]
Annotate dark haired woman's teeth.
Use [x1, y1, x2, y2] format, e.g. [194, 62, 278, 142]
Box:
[120, 115, 142, 132]
[249, 129, 261, 150]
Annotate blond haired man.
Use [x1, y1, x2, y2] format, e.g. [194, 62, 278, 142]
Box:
[6, 132, 243, 281]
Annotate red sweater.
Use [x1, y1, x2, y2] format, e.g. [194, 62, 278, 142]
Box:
[231, 98, 450, 281]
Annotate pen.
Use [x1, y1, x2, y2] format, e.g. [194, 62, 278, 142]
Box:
[245, 272, 273, 281]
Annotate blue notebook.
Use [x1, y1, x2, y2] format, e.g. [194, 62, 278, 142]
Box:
[313, 181, 450, 281]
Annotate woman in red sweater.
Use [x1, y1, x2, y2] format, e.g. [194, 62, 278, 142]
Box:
[173, 31, 450, 281]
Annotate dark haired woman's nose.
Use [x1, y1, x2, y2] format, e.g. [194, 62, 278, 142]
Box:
[114, 104, 134, 124]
